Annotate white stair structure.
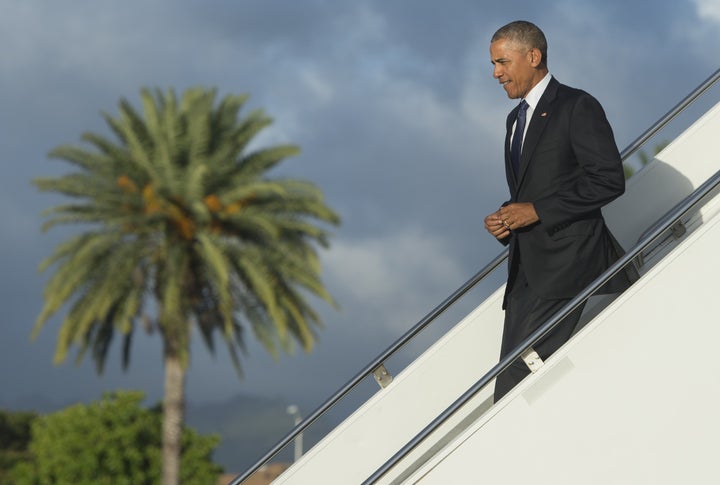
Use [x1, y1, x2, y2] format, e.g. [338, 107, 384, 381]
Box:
[408, 124, 720, 484]
[233, 72, 720, 485]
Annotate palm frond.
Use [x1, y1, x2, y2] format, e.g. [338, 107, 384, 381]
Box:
[237, 145, 300, 178]
[195, 233, 233, 326]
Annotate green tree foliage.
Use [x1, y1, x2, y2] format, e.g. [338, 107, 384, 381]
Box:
[10, 391, 221, 485]
[32, 87, 340, 484]
[0, 410, 37, 483]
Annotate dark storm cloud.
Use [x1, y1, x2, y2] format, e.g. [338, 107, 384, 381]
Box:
[0, 0, 718, 430]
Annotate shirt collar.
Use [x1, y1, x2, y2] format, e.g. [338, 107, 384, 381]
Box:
[523, 72, 552, 110]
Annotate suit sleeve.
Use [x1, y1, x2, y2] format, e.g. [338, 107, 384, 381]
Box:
[533, 93, 625, 229]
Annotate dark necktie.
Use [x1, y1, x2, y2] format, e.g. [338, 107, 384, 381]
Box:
[510, 100, 529, 175]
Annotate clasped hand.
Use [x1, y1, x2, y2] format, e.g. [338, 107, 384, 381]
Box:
[484, 202, 539, 240]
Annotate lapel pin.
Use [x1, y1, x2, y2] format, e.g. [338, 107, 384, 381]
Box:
[540, 112, 547, 117]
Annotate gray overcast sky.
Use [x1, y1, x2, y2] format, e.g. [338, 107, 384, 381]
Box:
[1, 0, 718, 427]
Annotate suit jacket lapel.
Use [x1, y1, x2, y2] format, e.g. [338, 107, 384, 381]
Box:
[515, 78, 559, 189]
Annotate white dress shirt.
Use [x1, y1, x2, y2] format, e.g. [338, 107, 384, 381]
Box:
[512, 72, 552, 150]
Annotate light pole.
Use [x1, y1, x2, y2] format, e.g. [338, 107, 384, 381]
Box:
[286, 405, 303, 462]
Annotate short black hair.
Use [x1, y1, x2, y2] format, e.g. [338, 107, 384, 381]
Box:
[491, 20, 548, 67]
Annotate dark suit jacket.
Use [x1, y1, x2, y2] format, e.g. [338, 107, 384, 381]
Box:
[501, 77, 636, 308]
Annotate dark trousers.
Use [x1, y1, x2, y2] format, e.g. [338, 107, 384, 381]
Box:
[493, 266, 585, 402]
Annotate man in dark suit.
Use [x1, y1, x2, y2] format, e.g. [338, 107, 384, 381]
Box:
[484, 21, 637, 401]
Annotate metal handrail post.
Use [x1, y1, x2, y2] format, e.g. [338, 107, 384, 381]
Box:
[228, 250, 508, 485]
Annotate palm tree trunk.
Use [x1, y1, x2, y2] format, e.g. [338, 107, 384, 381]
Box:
[162, 351, 185, 485]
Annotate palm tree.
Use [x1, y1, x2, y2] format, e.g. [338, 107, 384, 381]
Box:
[33, 87, 340, 485]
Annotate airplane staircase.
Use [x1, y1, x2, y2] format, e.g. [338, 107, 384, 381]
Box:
[231, 68, 720, 485]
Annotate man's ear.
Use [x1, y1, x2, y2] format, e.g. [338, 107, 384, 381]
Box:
[529, 48, 542, 67]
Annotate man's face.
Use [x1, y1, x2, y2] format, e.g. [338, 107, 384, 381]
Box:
[490, 38, 537, 99]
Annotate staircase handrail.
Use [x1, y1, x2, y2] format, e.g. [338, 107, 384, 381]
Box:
[363, 168, 720, 483]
